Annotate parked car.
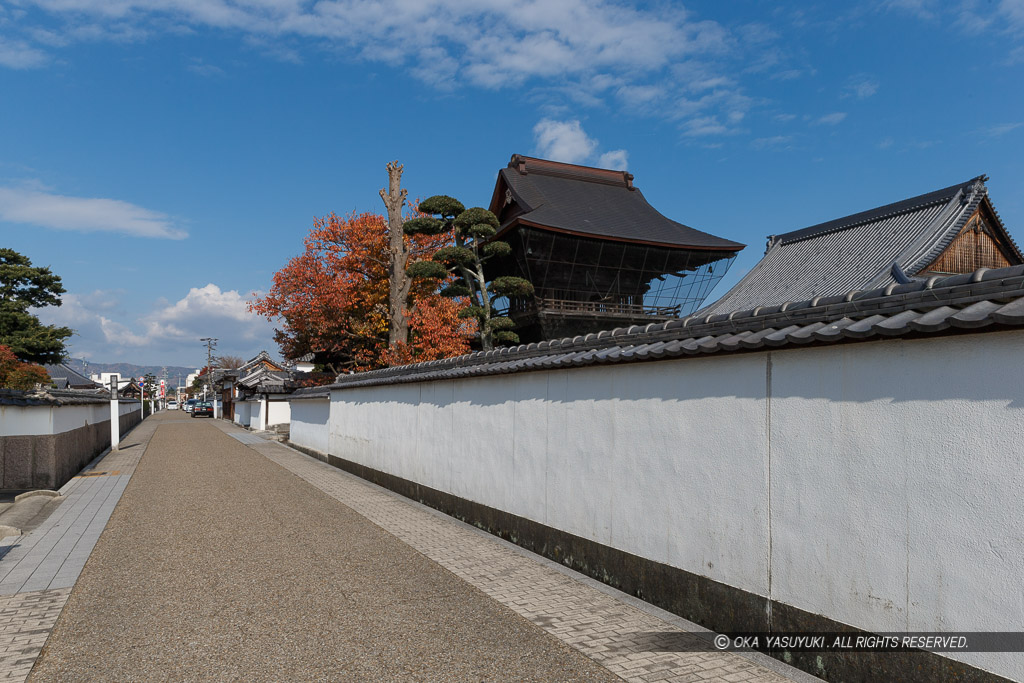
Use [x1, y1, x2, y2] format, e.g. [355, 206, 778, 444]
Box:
[191, 401, 214, 418]
[184, 399, 197, 413]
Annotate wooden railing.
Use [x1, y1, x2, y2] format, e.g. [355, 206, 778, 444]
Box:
[508, 297, 681, 318]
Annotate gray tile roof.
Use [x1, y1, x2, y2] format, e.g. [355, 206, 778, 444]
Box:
[329, 265, 1024, 391]
[699, 176, 1021, 316]
[236, 350, 281, 375]
[43, 364, 100, 390]
[0, 388, 110, 406]
[288, 385, 331, 400]
[492, 155, 744, 251]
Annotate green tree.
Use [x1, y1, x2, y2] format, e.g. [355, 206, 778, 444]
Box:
[403, 197, 533, 351]
[142, 373, 158, 416]
[0, 249, 73, 364]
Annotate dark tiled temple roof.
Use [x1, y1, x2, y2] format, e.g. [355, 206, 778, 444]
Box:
[490, 155, 744, 251]
[43, 363, 100, 390]
[329, 265, 1024, 390]
[700, 176, 1021, 316]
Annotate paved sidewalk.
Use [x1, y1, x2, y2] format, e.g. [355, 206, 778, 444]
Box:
[2, 412, 821, 682]
[29, 415, 621, 681]
[0, 416, 159, 682]
[221, 421, 818, 683]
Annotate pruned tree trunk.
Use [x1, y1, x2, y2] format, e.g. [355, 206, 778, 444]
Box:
[380, 161, 410, 348]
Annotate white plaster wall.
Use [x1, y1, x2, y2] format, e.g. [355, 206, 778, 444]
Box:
[234, 401, 250, 426]
[768, 333, 1024, 677]
[0, 401, 138, 437]
[328, 330, 1024, 681]
[330, 354, 771, 594]
[267, 400, 290, 427]
[249, 400, 262, 430]
[0, 403, 109, 436]
[290, 398, 329, 455]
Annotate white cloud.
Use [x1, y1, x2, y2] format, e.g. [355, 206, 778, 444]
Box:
[884, 0, 941, 20]
[12, 0, 729, 85]
[843, 74, 879, 99]
[0, 36, 48, 68]
[34, 284, 277, 364]
[981, 121, 1023, 136]
[813, 112, 847, 125]
[0, 186, 186, 239]
[532, 118, 629, 170]
[187, 59, 224, 77]
[6, 0, 773, 134]
[751, 135, 793, 150]
[533, 119, 598, 164]
[597, 149, 628, 170]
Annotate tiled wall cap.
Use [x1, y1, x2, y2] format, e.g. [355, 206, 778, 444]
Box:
[938, 272, 976, 287]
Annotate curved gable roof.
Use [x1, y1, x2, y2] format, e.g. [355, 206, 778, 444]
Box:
[490, 155, 744, 252]
[700, 176, 1021, 316]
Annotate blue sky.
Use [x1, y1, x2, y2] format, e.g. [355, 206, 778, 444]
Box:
[2, 0, 1023, 367]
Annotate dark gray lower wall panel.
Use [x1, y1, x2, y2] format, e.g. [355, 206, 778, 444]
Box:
[313, 451, 1009, 683]
[0, 410, 142, 490]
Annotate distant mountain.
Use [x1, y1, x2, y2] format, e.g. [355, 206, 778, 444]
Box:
[64, 358, 197, 386]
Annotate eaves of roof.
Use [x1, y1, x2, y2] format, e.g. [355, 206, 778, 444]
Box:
[329, 265, 1024, 391]
[288, 385, 330, 400]
[493, 165, 744, 252]
[775, 176, 983, 245]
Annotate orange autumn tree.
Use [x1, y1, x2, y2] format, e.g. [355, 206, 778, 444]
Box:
[248, 211, 473, 373]
[0, 344, 50, 390]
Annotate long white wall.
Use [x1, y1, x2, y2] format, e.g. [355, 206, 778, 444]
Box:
[0, 400, 140, 437]
[290, 398, 329, 455]
[329, 331, 1024, 680]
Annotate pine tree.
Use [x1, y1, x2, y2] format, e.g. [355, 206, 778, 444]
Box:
[0, 249, 72, 364]
[404, 197, 533, 351]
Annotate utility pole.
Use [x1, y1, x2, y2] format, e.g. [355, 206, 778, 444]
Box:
[200, 337, 218, 418]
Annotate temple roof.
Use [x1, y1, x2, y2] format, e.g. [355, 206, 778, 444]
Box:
[489, 155, 744, 252]
[700, 175, 1022, 316]
[43, 363, 101, 389]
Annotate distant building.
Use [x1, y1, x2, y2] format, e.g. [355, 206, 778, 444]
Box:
[90, 372, 131, 390]
[45, 363, 101, 390]
[700, 175, 1022, 316]
[488, 155, 744, 342]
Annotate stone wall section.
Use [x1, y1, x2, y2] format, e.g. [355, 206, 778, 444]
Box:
[0, 408, 141, 490]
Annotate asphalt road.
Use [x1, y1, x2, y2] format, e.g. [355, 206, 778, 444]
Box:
[30, 413, 618, 682]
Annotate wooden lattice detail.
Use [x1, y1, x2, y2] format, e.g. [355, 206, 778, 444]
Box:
[919, 207, 1018, 276]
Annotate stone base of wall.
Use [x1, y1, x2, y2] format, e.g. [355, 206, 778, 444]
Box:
[317, 452, 1009, 683]
[0, 411, 142, 490]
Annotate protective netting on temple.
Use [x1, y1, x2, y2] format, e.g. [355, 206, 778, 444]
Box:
[497, 228, 736, 340]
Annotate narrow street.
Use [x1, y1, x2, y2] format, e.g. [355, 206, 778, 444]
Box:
[6, 412, 815, 682]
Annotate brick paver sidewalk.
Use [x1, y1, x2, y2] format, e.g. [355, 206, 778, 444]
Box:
[0, 416, 160, 682]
